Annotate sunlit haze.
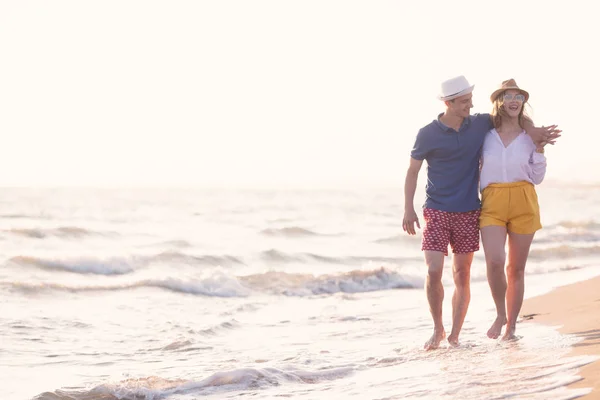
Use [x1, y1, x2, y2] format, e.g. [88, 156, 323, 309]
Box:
[1, 1, 596, 188]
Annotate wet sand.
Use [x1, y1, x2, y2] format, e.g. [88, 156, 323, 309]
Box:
[521, 275, 600, 399]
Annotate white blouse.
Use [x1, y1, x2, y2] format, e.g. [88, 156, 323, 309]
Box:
[480, 129, 547, 192]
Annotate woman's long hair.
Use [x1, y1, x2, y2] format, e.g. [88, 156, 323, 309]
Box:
[490, 90, 531, 129]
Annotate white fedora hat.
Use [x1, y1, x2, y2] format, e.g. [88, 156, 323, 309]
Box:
[437, 75, 475, 101]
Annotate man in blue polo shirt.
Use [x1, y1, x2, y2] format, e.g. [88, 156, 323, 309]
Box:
[402, 76, 559, 350]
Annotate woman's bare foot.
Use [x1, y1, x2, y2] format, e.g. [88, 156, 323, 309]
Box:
[487, 315, 507, 339]
[424, 329, 446, 350]
[447, 333, 459, 347]
[501, 325, 517, 341]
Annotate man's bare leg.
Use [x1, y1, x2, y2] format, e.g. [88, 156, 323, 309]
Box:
[424, 251, 446, 350]
[503, 231, 535, 341]
[481, 226, 508, 339]
[447, 252, 473, 346]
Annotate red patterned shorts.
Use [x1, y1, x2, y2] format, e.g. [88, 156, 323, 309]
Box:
[421, 208, 481, 256]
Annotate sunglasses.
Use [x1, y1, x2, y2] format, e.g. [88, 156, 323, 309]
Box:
[503, 93, 525, 102]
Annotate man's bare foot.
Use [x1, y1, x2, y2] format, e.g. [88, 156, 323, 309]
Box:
[487, 315, 507, 339]
[424, 329, 446, 350]
[501, 325, 517, 341]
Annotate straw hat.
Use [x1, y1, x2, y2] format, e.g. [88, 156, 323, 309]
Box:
[490, 79, 530, 103]
[437, 75, 475, 101]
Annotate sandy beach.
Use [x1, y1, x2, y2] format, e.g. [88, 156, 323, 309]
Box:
[521, 275, 600, 399]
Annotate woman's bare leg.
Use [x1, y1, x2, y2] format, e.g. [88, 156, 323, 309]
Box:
[481, 226, 508, 339]
[503, 231, 535, 340]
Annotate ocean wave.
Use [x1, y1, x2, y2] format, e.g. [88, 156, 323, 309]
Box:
[373, 234, 419, 245]
[153, 339, 213, 352]
[7, 272, 251, 298]
[11, 247, 408, 275]
[260, 249, 407, 266]
[260, 249, 345, 264]
[535, 220, 600, 244]
[9, 253, 582, 297]
[553, 220, 600, 230]
[10, 256, 137, 275]
[535, 231, 600, 244]
[8, 251, 245, 276]
[158, 339, 194, 351]
[220, 303, 262, 316]
[33, 366, 354, 400]
[0, 213, 51, 220]
[193, 319, 241, 336]
[7, 226, 102, 239]
[151, 251, 244, 266]
[152, 239, 192, 248]
[529, 245, 600, 259]
[5, 267, 421, 297]
[241, 267, 421, 295]
[260, 227, 322, 237]
[260, 249, 299, 263]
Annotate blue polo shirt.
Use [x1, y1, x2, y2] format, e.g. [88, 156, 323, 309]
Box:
[410, 113, 494, 212]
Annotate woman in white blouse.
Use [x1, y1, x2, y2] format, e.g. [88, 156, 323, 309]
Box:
[479, 79, 550, 341]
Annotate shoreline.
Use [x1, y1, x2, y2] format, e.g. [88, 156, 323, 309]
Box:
[521, 275, 600, 399]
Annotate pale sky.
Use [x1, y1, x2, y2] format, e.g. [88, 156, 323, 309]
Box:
[1, 0, 597, 188]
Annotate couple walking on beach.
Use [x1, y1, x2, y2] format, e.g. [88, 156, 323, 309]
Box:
[402, 76, 561, 350]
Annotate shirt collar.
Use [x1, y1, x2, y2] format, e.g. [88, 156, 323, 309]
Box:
[436, 113, 471, 132]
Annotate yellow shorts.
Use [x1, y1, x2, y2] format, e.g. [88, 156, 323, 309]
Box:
[480, 181, 542, 234]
